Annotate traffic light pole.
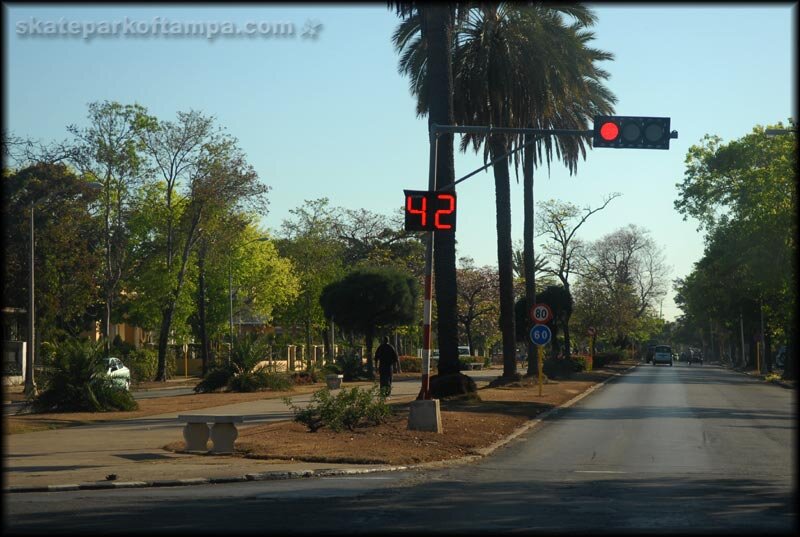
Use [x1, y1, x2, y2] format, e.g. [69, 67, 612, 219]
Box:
[417, 130, 440, 401]
[416, 120, 676, 401]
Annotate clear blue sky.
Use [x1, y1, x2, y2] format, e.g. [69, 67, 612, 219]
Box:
[4, 3, 797, 321]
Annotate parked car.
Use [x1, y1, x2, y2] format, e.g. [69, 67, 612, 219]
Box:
[102, 357, 131, 390]
[652, 345, 673, 366]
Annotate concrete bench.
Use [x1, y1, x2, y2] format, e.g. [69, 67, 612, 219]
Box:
[177, 415, 244, 454]
[463, 363, 483, 370]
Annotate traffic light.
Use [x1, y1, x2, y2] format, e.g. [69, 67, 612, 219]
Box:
[593, 116, 671, 149]
[404, 190, 457, 232]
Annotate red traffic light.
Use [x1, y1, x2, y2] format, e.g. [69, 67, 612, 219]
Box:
[593, 116, 672, 149]
[599, 121, 620, 141]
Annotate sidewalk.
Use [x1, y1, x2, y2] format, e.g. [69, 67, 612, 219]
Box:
[3, 372, 495, 492]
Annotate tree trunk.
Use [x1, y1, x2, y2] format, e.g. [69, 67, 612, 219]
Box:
[321, 327, 330, 366]
[423, 5, 460, 377]
[156, 306, 174, 381]
[490, 134, 517, 379]
[197, 241, 210, 376]
[365, 327, 375, 376]
[523, 135, 537, 377]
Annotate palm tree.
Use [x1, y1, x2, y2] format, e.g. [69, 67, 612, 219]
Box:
[395, 3, 615, 379]
[392, 4, 466, 382]
[507, 8, 617, 374]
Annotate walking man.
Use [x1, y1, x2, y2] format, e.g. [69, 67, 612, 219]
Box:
[374, 336, 400, 397]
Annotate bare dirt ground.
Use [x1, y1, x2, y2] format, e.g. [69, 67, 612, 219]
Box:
[5, 363, 634, 465]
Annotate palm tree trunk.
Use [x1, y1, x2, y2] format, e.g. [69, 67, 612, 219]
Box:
[422, 5, 460, 377]
[523, 135, 537, 377]
[490, 134, 518, 379]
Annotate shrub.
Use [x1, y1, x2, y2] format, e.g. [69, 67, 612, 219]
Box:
[335, 353, 368, 381]
[193, 363, 294, 393]
[194, 366, 233, 393]
[29, 337, 138, 413]
[593, 351, 622, 369]
[127, 348, 158, 384]
[263, 371, 294, 391]
[542, 356, 585, 380]
[284, 385, 392, 432]
[399, 355, 421, 372]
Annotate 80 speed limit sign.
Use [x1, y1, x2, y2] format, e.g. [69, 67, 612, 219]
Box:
[529, 303, 553, 324]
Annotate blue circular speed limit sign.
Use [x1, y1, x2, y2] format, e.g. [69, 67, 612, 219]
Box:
[529, 324, 552, 346]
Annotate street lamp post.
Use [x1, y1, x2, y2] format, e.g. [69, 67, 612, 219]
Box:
[228, 237, 270, 355]
[24, 181, 103, 397]
[24, 202, 36, 397]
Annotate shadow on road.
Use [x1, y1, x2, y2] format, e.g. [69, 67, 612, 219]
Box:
[6, 474, 795, 533]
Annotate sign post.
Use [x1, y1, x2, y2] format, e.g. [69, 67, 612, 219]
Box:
[530, 323, 552, 396]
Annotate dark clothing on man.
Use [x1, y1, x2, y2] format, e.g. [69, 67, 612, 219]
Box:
[374, 339, 400, 396]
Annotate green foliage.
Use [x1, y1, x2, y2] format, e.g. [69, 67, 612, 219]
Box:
[542, 356, 585, 380]
[2, 163, 102, 336]
[320, 267, 417, 367]
[193, 335, 293, 393]
[194, 367, 233, 393]
[284, 386, 392, 433]
[335, 354, 369, 381]
[673, 123, 796, 372]
[29, 338, 138, 413]
[126, 347, 158, 383]
[399, 355, 421, 372]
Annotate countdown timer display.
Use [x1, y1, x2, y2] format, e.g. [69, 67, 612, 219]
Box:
[403, 190, 457, 232]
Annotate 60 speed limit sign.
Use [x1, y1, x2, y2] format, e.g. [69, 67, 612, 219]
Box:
[530, 324, 552, 346]
[529, 303, 553, 324]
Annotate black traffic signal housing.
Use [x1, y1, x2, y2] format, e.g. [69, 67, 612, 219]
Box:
[593, 116, 672, 149]
[404, 189, 457, 232]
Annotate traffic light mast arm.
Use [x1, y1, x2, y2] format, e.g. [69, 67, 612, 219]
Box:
[431, 124, 593, 191]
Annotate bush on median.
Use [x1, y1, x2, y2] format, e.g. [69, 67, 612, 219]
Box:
[283, 385, 392, 432]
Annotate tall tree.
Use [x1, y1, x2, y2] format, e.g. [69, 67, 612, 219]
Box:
[392, 4, 463, 383]
[320, 267, 418, 373]
[674, 123, 796, 377]
[275, 198, 344, 367]
[456, 257, 500, 357]
[578, 224, 669, 347]
[536, 194, 620, 361]
[2, 163, 102, 340]
[68, 101, 155, 354]
[140, 111, 269, 380]
[395, 3, 615, 381]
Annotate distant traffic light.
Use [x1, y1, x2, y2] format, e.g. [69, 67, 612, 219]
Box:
[593, 116, 671, 149]
[404, 190, 457, 232]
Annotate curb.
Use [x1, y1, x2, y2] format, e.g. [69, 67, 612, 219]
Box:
[4, 364, 637, 494]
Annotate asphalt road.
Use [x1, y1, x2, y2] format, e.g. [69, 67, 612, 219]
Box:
[5, 364, 796, 534]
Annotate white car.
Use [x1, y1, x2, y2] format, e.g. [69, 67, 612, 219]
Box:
[652, 345, 674, 366]
[102, 357, 131, 390]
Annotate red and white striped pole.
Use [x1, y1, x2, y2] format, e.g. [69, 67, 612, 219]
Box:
[417, 235, 433, 400]
[417, 129, 439, 401]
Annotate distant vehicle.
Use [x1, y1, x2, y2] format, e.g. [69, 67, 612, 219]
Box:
[101, 357, 131, 390]
[652, 345, 673, 366]
[687, 349, 703, 366]
[458, 346, 471, 357]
